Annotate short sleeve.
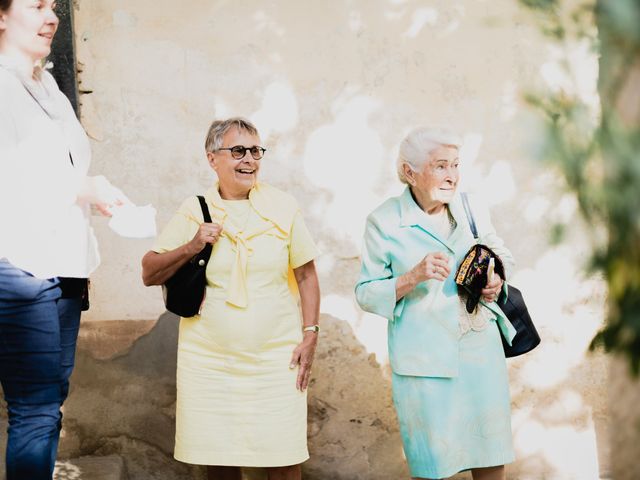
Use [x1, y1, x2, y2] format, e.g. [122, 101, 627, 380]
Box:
[289, 211, 320, 269]
[152, 198, 201, 254]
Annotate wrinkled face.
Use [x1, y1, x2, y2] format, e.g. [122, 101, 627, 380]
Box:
[410, 145, 460, 205]
[208, 127, 262, 198]
[0, 0, 58, 62]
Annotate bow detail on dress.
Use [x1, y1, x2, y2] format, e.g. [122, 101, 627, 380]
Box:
[222, 224, 278, 308]
[203, 181, 300, 308]
[224, 231, 252, 308]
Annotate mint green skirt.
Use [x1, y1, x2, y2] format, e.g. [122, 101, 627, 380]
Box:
[392, 320, 515, 479]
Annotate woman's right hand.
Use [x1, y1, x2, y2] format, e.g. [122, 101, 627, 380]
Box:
[187, 222, 223, 255]
[412, 252, 451, 283]
[142, 222, 222, 286]
[396, 252, 451, 301]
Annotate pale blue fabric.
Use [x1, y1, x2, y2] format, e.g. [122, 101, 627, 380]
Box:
[355, 188, 516, 477]
[355, 188, 516, 377]
[392, 323, 515, 479]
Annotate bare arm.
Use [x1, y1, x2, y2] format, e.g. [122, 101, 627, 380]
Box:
[290, 260, 320, 391]
[142, 244, 199, 286]
[141, 222, 222, 286]
[295, 260, 320, 330]
[395, 269, 421, 301]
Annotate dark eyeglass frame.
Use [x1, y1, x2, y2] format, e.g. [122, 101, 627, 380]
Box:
[217, 145, 267, 160]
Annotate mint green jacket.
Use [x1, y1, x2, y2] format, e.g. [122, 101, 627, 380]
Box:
[355, 188, 516, 378]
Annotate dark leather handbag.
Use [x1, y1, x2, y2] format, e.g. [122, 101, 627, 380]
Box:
[457, 193, 540, 358]
[496, 285, 539, 357]
[162, 196, 213, 317]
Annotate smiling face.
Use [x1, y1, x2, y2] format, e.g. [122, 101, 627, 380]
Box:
[0, 0, 58, 63]
[208, 126, 262, 200]
[404, 144, 459, 212]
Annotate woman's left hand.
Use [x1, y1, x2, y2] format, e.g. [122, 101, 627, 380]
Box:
[481, 275, 504, 303]
[290, 333, 317, 392]
[81, 175, 132, 217]
[291, 261, 320, 392]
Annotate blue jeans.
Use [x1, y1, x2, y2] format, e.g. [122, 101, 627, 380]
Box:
[0, 259, 82, 480]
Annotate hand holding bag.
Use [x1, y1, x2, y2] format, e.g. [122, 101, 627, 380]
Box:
[456, 193, 541, 357]
[162, 196, 213, 317]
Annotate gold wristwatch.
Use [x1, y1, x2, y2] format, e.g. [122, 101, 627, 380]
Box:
[303, 325, 320, 333]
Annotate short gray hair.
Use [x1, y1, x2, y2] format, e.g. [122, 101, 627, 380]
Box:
[204, 117, 259, 153]
[396, 127, 462, 184]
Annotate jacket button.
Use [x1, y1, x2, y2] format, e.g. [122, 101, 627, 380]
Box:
[198, 259, 205, 266]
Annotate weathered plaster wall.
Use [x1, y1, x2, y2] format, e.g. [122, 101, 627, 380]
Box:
[609, 357, 640, 480]
[3, 0, 619, 479]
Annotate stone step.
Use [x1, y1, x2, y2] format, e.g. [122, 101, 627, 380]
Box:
[1, 419, 126, 480]
[54, 455, 126, 480]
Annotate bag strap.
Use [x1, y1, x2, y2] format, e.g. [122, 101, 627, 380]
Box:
[196, 195, 212, 223]
[196, 195, 213, 262]
[460, 192, 479, 240]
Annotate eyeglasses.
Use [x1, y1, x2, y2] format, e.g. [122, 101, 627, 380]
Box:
[217, 145, 267, 160]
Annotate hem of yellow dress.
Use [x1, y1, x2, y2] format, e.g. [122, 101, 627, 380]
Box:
[173, 449, 310, 467]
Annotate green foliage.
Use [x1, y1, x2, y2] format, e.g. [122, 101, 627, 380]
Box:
[519, 0, 640, 374]
[520, 0, 558, 10]
[520, 0, 566, 39]
[598, 0, 640, 44]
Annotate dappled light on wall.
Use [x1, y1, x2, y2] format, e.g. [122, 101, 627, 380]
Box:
[320, 293, 390, 367]
[303, 94, 385, 253]
[251, 81, 299, 139]
[69, 1, 613, 477]
[539, 41, 599, 112]
[403, 8, 439, 38]
[513, 409, 601, 478]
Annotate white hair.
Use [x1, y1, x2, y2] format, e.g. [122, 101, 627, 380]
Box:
[396, 127, 463, 184]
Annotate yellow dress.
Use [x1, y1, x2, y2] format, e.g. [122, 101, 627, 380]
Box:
[153, 182, 319, 466]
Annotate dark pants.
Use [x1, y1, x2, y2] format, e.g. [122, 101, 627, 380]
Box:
[0, 259, 83, 480]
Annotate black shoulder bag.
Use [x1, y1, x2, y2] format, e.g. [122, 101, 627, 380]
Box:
[456, 193, 541, 358]
[162, 196, 213, 317]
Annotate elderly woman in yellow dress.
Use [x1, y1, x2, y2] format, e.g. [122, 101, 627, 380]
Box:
[355, 127, 516, 480]
[142, 117, 320, 480]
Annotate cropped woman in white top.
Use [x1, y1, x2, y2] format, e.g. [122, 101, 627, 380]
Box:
[0, 1, 130, 478]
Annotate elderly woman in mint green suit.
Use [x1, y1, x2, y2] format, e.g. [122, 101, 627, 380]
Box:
[355, 127, 517, 480]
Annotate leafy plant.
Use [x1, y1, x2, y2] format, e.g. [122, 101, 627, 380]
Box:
[519, 0, 640, 374]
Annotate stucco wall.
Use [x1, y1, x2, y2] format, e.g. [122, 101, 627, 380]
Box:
[9, 0, 616, 478]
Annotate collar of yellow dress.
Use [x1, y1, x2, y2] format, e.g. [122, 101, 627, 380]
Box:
[203, 181, 300, 308]
[204, 181, 299, 236]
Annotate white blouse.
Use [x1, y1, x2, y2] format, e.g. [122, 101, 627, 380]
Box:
[0, 56, 99, 279]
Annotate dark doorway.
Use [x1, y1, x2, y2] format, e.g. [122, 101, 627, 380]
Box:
[50, 0, 79, 115]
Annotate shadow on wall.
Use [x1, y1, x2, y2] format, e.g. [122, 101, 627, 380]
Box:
[0, 310, 610, 480]
[0, 313, 607, 480]
[0, 312, 408, 480]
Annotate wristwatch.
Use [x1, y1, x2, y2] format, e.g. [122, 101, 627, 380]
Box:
[302, 325, 320, 333]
